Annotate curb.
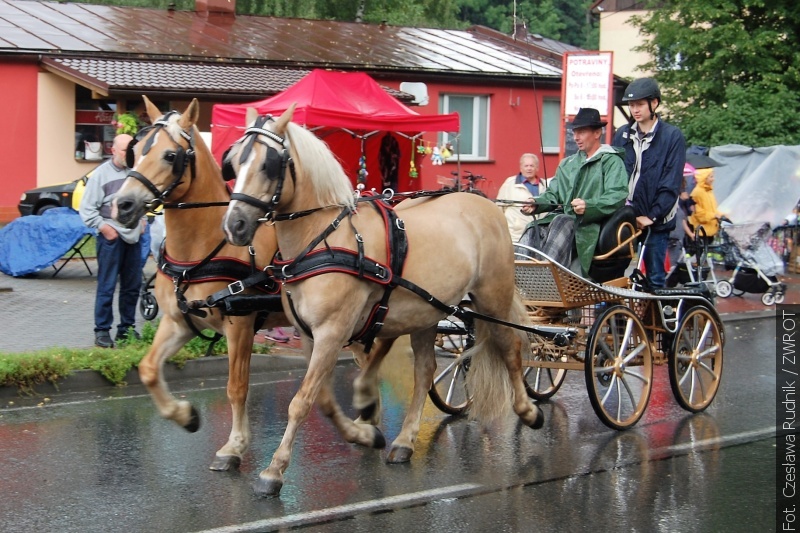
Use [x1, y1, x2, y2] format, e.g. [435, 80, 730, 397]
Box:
[0, 353, 335, 399]
[0, 311, 772, 399]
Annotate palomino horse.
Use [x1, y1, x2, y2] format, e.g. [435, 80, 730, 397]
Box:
[222, 106, 544, 497]
[112, 97, 389, 473]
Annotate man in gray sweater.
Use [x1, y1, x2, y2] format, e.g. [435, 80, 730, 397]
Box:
[79, 133, 142, 348]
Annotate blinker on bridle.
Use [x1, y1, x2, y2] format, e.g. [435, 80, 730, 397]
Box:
[126, 111, 196, 209]
[228, 114, 296, 214]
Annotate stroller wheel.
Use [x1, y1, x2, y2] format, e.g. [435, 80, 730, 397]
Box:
[761, 292, 775, 306]
[715, 280, 732, 298]
[775, 292, 786, 304]
[140, 292, 159, 320]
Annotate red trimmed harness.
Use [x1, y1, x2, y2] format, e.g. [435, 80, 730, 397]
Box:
[272, 195, 408, 351]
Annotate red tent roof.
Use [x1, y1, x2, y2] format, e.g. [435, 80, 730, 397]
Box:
[211, 69, 459, 150]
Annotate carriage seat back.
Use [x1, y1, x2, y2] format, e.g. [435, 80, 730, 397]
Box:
[589, 205, 640, 283]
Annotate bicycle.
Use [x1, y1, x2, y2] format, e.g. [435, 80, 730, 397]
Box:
[437, 169, 487, 197]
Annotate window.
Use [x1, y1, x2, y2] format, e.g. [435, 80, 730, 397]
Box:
[541, 99, 561, 154]
[439, 94, 489, 160]
[74, 86, 116, 161]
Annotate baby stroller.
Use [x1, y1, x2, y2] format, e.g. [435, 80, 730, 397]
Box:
[666, 227, 717, 292]
[713, 219, 787, 305]
[139, 215, 165, 321]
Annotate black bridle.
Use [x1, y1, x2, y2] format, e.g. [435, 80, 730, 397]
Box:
[226, 115, 296, 215]
[126, 111, 197, 210]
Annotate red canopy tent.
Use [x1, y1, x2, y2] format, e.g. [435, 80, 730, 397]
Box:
[211, 69, 459, 192]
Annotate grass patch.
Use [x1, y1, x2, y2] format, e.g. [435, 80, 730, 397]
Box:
[0, 320, 272, 394]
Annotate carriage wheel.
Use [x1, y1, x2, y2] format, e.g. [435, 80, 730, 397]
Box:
[584, 305, 652, 430]
[761, 292, 776, 306]
[524, 344, 567, 400]
[669, 307, 723, 412]
[714, 280, 732, 298]
[139, 293, 159, 321]
[428, 353, 472, 415]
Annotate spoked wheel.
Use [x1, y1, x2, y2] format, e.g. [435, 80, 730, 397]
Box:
[524, 341, 567, 400]
[584, 305, 653, 430]
[669, 307, 723, 412]
[429, 352, 472, 415]
[430, 314, 474, 415]
[139, 292, 159, 321]
[761, 292, 776, 306]
[714, 280, 732, 298]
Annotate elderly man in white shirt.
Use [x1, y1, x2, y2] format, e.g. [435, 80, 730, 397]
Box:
[496, 153, 549, 242]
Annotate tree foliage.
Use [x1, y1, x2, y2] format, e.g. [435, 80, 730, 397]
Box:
[631, 0, 800, 147]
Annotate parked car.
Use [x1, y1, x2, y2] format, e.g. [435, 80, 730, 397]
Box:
[18, 169, 94, 216]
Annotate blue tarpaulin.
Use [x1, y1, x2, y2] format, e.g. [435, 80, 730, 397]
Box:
[0, 208, 96, 277]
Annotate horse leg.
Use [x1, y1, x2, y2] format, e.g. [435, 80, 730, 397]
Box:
[499, 327, 544, 429]
[253, 338, 348, 497]
[138, 315, 199, 430]
[386, 327, 438, 464]
[316, 376, 386, 448]
[352, 337, 397, 425]
[210, 316, 256, 471]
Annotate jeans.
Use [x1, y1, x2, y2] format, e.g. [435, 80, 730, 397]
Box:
[95, 234, 142, 333]
[644, 229, 669, 288]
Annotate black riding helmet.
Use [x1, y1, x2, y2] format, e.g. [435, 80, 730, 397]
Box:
[622, 77, 661, 120]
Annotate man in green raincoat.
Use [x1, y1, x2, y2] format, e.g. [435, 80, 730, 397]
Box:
[520, 107, 629, 278]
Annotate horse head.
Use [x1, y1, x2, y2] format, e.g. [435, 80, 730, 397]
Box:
[222, 105, 297, 246]
[113, 96, 207, 229]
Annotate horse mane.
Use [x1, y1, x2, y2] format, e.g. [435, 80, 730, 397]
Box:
[285, 122, 356, 209]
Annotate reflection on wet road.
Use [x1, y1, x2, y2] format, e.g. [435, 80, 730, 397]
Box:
[0, 318, 778, 532]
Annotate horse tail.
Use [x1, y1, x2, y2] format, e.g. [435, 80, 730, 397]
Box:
[465, 294, 530, 423]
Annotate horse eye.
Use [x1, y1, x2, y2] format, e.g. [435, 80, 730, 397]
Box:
[164, 152, 177, 163]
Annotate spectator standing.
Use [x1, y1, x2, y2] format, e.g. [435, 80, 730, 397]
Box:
[496, 153, 548, 242]
[79, 133, 143, 348]
[522, 108, 629, 277]
[613, 77, 686, 288]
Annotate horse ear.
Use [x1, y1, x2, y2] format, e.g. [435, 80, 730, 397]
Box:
[245, 107, 259, 126]
[179, 98, 200, 130]
[143, 95, 161, 123]
[275, 103, 296, 134]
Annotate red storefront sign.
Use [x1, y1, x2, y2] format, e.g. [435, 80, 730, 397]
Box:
[75, 110, 115, 125]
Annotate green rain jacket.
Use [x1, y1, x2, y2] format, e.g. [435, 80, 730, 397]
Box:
[533, 144, 629, 276]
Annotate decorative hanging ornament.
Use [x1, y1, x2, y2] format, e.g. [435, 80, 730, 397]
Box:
[358, 155, 368, 184]
[416, 142, 426, 155]
[409, 158, 418, 178]
[440, 143, 452, 159]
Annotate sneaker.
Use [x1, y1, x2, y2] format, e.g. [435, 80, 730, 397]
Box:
[292, 328, 301, 340]
[95, 330, 114, 348]
[263, 327, 290, 343]
[115, 328, 141, 343]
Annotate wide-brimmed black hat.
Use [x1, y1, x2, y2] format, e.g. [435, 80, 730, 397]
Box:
[571, 108, 607, 129]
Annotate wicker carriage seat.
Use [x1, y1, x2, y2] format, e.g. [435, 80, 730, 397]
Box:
[589, 205, 640, 283]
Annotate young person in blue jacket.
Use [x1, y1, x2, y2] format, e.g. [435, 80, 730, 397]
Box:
[613, 78, 686, 288]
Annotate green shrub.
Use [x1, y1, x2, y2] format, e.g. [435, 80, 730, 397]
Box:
[0, 319, 271, 393]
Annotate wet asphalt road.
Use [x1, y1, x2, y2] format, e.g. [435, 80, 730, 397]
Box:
[0, 317, 780, 532]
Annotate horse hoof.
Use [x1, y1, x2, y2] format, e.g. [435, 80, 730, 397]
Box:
[386, 445, 413, 464]
[209, 455, 241, 471]
[530, 405, 545, 430]
[360, 402, 377, 423]
[372, 426, 386, 449]
[253, 476, 283, 498]
[184, 407, 201, 433]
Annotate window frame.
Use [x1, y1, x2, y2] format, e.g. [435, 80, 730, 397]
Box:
[439, 93, 490, 162]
